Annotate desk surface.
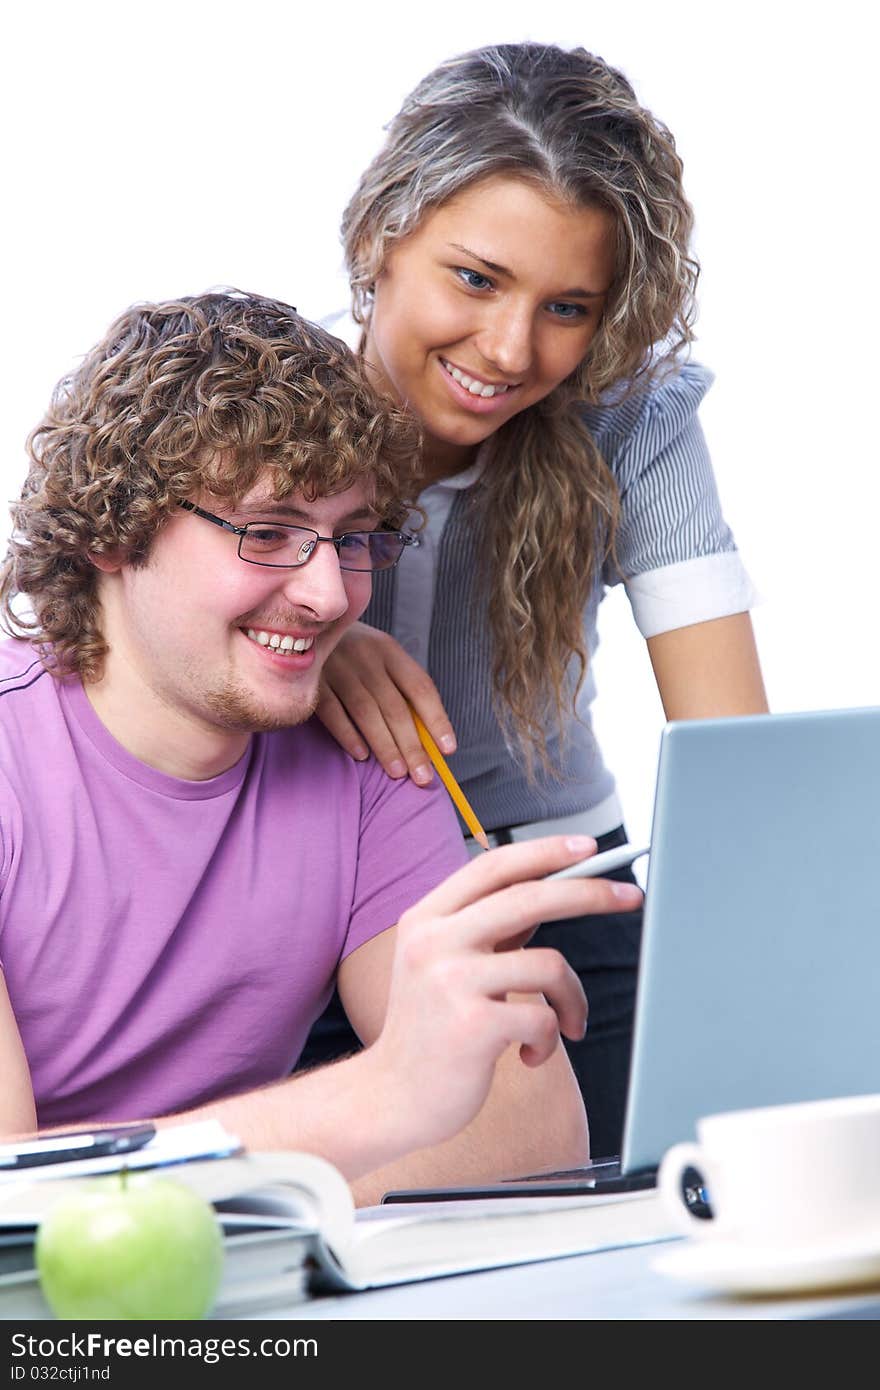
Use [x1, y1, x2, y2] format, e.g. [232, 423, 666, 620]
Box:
[240, 1238, 880, 1321]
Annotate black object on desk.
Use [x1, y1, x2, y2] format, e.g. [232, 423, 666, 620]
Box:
[382, 1159, 656, 1203]
[383, 1159, 713, 1214]
[0, 1122, 156, 1170]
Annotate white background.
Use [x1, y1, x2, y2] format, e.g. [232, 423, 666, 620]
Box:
[3, 1, 877, 856]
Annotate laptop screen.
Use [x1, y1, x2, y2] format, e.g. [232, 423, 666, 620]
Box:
[621, 706, 880, 1174]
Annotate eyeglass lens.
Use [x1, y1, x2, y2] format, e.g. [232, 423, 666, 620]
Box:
[240, 524, 405, 571]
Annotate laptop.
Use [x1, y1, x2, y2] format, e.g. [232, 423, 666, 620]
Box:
[383, 707, 880, 1202]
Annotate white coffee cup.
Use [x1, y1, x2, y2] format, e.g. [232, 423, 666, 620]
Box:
[658, 1093, 880, 1249]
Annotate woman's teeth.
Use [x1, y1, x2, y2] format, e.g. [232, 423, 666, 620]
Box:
[441, 359, 511, 398]
[246, 629, 314, 653]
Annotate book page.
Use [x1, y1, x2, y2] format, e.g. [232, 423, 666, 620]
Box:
[0, 1148, 354, 1256]
[343, 1189, 679, 1287]
[178, 1151, 355, 1259]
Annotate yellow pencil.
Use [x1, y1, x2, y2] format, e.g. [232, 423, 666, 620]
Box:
[409, 705, 490, 851]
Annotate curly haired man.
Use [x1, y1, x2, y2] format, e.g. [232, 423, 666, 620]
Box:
[0, 290, 641, 1201]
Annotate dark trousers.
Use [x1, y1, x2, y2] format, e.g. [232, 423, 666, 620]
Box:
[295, 825, 642, 1163]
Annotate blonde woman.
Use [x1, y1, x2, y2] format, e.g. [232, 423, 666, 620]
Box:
[302, 42, 768, 1160]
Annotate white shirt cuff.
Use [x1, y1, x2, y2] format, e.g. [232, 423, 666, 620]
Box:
[624, 553, 761, 639]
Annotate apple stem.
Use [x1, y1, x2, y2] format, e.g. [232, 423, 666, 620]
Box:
[120, 1164, 128, 1191]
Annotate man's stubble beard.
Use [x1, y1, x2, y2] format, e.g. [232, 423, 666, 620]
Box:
[202, 674, 320, 733]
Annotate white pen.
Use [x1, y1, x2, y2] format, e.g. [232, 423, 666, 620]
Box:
[545, 842, 650, 883]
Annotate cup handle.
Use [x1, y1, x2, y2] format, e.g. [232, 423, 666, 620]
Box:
[658, 1142, 718, 1235]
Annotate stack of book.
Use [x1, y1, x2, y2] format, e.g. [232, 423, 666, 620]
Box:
[0, 1123, 679, 1318]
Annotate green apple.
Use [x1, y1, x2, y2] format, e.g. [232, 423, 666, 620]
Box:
[35, 1172, 224, 1320]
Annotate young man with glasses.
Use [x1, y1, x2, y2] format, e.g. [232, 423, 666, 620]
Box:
[0, 291, 642, 1201]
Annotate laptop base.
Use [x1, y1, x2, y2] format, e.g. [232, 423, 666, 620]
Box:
[381, 1157, 656, 1203]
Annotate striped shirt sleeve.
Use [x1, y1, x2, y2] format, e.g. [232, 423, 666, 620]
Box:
[599, 362, 759, 638]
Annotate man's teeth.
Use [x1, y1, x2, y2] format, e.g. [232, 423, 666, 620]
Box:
[246, 629, 315, 653]
[442, 360, 511, 397]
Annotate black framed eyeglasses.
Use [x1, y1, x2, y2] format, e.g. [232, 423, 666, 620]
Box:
[177, 501, 418, 572]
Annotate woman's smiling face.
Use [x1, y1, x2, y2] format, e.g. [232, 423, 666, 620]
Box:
[363, 176, 616, 475]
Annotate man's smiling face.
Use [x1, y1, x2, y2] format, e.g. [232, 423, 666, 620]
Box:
[96, 477, 377, 741]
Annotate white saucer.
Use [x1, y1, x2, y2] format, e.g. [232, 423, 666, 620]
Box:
[653, 1234, 880, 1297]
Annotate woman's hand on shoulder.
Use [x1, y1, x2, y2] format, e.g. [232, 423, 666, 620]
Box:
[316, 622, 456, 785]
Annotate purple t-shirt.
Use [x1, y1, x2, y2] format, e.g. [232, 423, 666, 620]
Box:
[0, 641, 468, 1126]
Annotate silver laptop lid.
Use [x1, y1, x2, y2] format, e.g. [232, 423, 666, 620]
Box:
[622, 707, 880, 1174]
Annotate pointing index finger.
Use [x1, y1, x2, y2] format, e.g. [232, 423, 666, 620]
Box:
[406, 835, 599, 919]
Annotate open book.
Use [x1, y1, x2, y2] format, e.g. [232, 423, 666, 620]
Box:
[0, 1146, 679, 1317]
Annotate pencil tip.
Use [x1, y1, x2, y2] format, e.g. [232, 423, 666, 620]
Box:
[476, 832, 491, 851]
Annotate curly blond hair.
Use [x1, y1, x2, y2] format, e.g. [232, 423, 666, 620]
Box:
[0, 290, 421, 681]
[343, 42, 698, 770]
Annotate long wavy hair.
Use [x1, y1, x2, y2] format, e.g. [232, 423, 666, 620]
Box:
[343, 42, 698, 770]
[0, 290, 421, 681]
